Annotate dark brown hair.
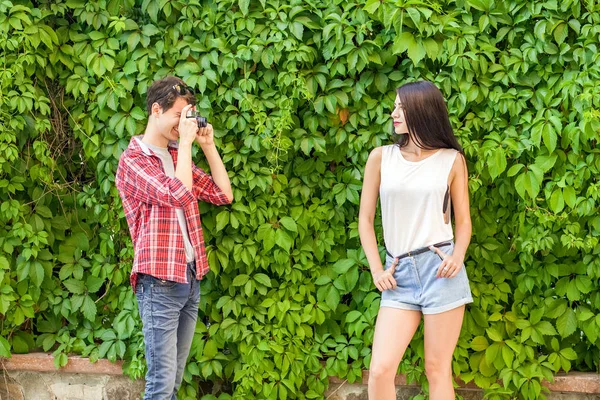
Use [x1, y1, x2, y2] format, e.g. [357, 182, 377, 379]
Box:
[145, 76, 196, 115]
[395, 81, 463, 153]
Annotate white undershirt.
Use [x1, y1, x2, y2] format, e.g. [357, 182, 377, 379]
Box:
[138, 138, 195, 263]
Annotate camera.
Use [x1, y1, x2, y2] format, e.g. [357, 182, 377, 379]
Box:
[186, 110, 207, 128]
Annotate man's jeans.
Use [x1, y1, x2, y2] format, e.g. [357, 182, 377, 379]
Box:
[135, 263, 200, 400]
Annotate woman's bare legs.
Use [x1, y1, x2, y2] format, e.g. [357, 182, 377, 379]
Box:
[368, 307, 422, 400]
[423, 306, 465, 400]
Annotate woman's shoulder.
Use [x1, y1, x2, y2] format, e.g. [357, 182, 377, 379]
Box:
[373, 144, 397, 157]
[440, 147, 463, 162]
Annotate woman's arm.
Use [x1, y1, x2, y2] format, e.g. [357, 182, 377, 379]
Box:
[449, 152, 472, 261]
[432, 152, 472, 278]
[358, 147, 397, 291]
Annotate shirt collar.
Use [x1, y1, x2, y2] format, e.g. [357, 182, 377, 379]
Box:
[130, 135, 179, 156]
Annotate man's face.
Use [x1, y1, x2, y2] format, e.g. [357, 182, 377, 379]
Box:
[154, 97, 191, 143]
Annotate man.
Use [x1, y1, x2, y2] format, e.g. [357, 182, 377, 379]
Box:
[115, 76, 233, 399]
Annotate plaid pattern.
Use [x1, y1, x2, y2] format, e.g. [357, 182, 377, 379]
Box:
[116, 136, 230, 288]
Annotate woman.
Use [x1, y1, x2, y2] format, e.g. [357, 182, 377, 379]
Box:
[358, 80, 473, 400]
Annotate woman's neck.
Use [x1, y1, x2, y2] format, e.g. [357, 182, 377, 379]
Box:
[401, 137, 435, 157]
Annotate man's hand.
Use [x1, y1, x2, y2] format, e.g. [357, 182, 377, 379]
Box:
[196, 123, 214, 147]
[178, 105, 198, 147]
[372, 259, 398, 292]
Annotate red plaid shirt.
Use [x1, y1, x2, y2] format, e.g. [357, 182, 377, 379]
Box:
[115, 136, 231, 288]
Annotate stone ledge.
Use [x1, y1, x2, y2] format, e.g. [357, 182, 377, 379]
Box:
[330, 371, 600, 394]
[2, 354, 599, 394]
[1, 353, 123, 375]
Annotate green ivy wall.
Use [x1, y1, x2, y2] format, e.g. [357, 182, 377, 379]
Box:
[0, 0, 599, 399]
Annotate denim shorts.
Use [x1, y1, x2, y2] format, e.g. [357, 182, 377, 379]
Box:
[380, 241, 473, 314]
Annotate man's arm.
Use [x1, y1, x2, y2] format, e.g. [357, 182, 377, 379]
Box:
[194, 123, 233, 204]
[116, 152, 196, 208]
[199, 144, 233, 202]
[174, 104, 197, 190]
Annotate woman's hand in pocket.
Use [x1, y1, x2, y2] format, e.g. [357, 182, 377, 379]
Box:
[430, 246, 463, 278]
[372, 260, 398, 291]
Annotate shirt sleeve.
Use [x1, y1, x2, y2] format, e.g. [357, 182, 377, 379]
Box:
[191, 164, 231, 205]
[116, 151, 196, 208]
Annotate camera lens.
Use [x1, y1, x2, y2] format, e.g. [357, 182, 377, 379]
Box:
[186, 110, 208, 128]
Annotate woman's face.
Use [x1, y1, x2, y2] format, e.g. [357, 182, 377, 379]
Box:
[391, 94, 409, 135]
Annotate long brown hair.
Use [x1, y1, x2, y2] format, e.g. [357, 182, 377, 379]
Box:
[395, 81, 463, 153]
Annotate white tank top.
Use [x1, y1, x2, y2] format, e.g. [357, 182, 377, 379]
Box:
[379, 145, 459, 256]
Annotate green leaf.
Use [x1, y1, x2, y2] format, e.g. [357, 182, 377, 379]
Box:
[0, 336, 11, 358]
[470, 308, 489, 328]
[507, 164, 524, 177]
[239, 0, 250, 15]
[407, 40, 426, 65]
[315, 276, 331, 285]
[374, 73, 388, 93]
[233, 274, 249, 286]
[290, 22, 303, 40]
[254, 273, 271, 287]
[563, 186, 576, 208]
[279, 217, 297, 232]
[549, 189, 564, 213]
[216, 211, 229, 231]
[63, 279, 85, 294]
[324, 286, 340, 311]
[556, 308, 577, 338]
[141, 24, 160, 36]
[471, 336, 489, 351]
[553, 22, 568, 44]
[364, 0, 380, 13]
[82, 296, 97, 321]
[332, 259, 354, 274]
[86, 276, 104, 293]
[275, 230, 292, 252]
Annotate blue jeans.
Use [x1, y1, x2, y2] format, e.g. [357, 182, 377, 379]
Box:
[135, 263, 200, 400]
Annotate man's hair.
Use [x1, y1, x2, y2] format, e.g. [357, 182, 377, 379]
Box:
[146, 76, 196, 115]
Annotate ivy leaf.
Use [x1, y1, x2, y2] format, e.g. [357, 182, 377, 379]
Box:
[82, 296, 97, 321]
[216, 211, 229, 231]
[141, 24, 160, 36]
[563, 186, 576, 208]
[489, 147, 507, 180]
[556, 308, 577, 338]
[275, 230, 292, 252]
[553, 22, 568, 44]
[279, 217, 297, 232]
[0, 336, 11, 358]
[364, 0, 381, 13]
[324, 286, 340, 311]
[471, 336, 489, 351]
[63, 279, 85, 294]
[536, 321, 558, 336]
[239, 0, 250, 15]
[290, 22, 303, 40]
[332, 259, 354, 274]
[407, 39, 426, 65]
[470, 308, 489, 328]
[549, 189, 564, 213]
[86, 276, 104, 293]
[233, 274, 249, 286]
[254, 273, 271, 287]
